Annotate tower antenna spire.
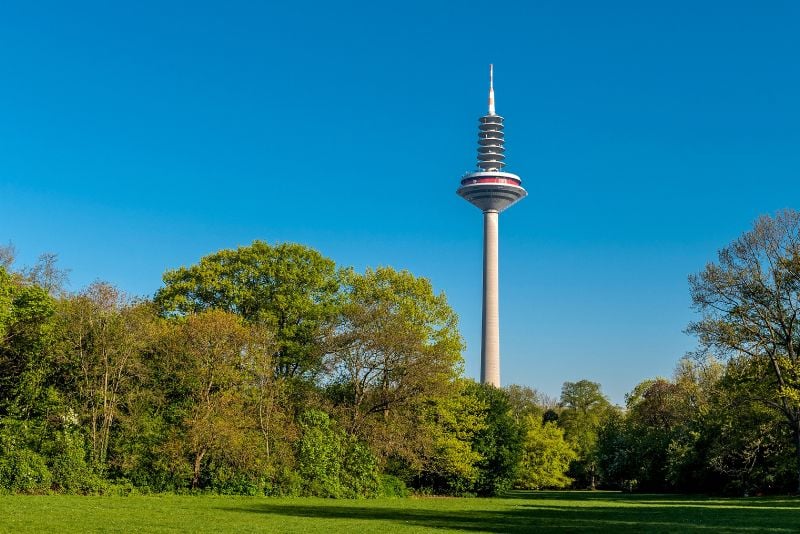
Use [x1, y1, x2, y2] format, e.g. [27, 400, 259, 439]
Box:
[488, 64, 496, 115]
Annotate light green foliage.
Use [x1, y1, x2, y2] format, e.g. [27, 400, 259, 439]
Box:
[45, 430, 103, 494]
[0, 266, 57, 418]
[297, 409, 381, 498]
[298, 409, 345, 497]
[417, 379, 487, 493]
[0, 417, 52, 494]
[515, 416, 576, 489]
[156, 241, 341, 378]
[0, 268, 12, 339]
[331, 267, 464, 467]
[0, 448, 52, 494]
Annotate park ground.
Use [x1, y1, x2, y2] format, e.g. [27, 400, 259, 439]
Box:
[1, 491, 799, 533]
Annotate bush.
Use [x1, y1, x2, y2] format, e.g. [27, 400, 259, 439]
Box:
[340, 438, 381, 498]
[379, 475, 409, 497]
[0, 448, 52, 493]
[297, 409, 343, 497]
[46, 430, 104, 494]
[208, 465, 266, 496]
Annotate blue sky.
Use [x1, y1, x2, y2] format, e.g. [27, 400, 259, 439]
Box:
[1, 1, 798, 404]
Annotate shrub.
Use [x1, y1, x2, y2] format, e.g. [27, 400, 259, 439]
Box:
[47, 430, 104, 494]
[379, 475, 409, 497]
[0, 448, 52, 494]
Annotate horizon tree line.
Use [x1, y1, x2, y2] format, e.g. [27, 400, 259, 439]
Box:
[1, 208, 799, 496]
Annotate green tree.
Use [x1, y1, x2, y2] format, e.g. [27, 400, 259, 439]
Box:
[689, 209, 800, 491]
[296, 409, 381, 498]
[504, 384, 551, 425]
[558, 380, 613, 488]
[328, 267, 464, 468]
[161, 310, 255, 489]
[415, 378, 487, 494]
[515, 416, 576, 490]
[156, 241, 341, 379]
[469, 382, 524, 496]
[53, 283, 156, 471]
[0, 266, 57, 419]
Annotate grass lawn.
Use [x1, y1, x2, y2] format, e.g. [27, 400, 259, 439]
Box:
[1, 491, 799, 533]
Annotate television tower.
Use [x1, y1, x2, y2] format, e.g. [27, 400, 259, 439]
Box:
[457, 65, 527, 387]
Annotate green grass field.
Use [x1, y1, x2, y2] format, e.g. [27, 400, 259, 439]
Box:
[1, 491, 798, 533]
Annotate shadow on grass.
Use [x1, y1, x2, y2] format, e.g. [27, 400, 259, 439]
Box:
[219, 492, 800, 533]
[504, 491, 800, 508]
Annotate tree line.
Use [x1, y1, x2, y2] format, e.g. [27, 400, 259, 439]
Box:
[1, 209, 799, 496]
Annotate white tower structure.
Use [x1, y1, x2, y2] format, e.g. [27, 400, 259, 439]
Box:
[457, 65, 527, 387]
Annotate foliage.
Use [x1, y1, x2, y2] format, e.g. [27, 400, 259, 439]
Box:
[515, 416, 576, 489]
[468, 383, 524, 496]
[329, 267, 464, 468]
[6, 217, 800, 498]
[0, 448, 52, 494]
[155, 241, 341, 378]
[558, 380, 614, 489]
[297, 409, 381, 498]
[688, 209, 800, 491]
[0, 266, 57, 418]
[413, 379, 487, 494]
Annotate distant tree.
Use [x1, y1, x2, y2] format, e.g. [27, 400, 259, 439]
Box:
[688, 209, 800, 491]
[22, 253, 69, 295]
[504, 384, 546, 424]
[558, 380, 613, 489]
[515, 416, 576, 490]
[469, 382, 524, 496]
[0, 243, 15, 270]
[155, 241, 341, 379]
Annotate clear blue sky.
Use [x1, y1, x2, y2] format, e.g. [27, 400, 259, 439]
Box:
[1, 1, 798, 404]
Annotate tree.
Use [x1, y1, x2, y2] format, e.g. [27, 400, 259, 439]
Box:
[688, 209, 800, 491]
[414, 379, 487, 495]
[469, 382, 524, 496]
[0, 266, 57, 418]
[558, 380, 613, 488]
[54, 283, 156, 471]
[161, 309, 254, 489]
[155, 241, 341, 379]
[515, 416, 576, 490]
[328, 267, 464, 467]
[504, 384, 551, 425]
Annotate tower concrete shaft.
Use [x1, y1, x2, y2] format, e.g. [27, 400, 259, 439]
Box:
[481, 209, 500, 386]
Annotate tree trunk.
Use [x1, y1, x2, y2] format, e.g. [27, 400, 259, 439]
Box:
[192, 449, 206, 489]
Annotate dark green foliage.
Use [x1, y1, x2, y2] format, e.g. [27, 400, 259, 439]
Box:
[468, 383, 524, 496]
[45, 430, 104, 494]
[378, 474, 409, 497]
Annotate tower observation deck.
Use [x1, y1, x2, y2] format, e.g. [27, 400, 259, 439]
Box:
[457, 65, 527, 387]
